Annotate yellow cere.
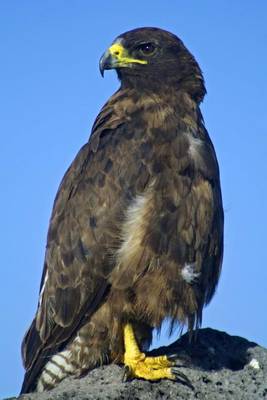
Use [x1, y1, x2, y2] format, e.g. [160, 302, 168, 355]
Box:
[109, 43, 148, 65]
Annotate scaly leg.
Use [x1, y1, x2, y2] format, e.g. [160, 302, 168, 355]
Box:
[123, 323, 192, 385]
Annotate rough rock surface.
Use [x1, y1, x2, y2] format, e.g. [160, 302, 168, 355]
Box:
[7, 328, 267, 400]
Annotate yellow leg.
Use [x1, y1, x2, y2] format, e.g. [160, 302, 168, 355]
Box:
[123, 323, 175, 381]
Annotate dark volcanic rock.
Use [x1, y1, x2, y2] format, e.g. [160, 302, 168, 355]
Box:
[8, 328, 267, 400]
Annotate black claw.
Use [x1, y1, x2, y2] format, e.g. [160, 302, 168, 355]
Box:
[122, 365, 131, 382]
[171, 367, 194, 390]
[168, 353, 179, 360]
[173, 362, 189, 368]
[168, 353, 185, 362]
[168, 354, 187, 368]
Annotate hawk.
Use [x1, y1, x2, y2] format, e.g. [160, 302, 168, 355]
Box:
[21, 27, 224, 393]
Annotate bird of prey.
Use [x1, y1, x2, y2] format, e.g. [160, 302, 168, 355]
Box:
[21, 27, 224, 393]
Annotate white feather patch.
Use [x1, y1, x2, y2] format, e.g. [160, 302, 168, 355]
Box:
[181, 264, 200, 284]
[188, 136, 204, 169]
[117, 191, 152, 263]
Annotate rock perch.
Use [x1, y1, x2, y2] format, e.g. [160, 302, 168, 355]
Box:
[7, 328, 267, 400]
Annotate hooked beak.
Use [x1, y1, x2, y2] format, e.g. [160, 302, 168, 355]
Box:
[99, 50, 114, 77]
[99, 41, 147, 77]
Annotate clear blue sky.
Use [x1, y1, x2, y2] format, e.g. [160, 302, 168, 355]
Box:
[1, 1, 267, 397]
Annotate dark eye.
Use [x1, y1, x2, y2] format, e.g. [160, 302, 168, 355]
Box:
[137, 42, 156, 56]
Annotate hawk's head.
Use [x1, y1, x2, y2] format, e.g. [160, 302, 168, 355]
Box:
[99, 27, 206, 102]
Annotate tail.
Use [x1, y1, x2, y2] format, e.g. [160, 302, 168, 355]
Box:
[21, 332, 110, 393]
[33, 349, 77, 392]
[20, 319, 58, 394]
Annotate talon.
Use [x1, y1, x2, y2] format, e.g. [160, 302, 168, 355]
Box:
[168, 353, 179, 361]
[171, 367, 194, 390]
[166, 353, 187, 368]
[122, 365, 131, 382]
[172, 362, 188, 368]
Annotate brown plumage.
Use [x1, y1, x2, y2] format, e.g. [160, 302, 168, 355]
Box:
[21, 27, 223, 393]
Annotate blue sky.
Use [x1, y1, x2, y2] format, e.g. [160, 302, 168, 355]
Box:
[1, 1, 267, 397]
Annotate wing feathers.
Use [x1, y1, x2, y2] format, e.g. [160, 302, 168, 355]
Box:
[21, 89, 136, 392]
[54, 287, 81, 326]
[21, 87, 223, 392]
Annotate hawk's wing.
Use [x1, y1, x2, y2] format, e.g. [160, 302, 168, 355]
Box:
[21, 90, 145, 392]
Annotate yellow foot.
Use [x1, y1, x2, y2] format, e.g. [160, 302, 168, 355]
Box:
[124, 352, 175, 380]
[123, 324, 192, 387]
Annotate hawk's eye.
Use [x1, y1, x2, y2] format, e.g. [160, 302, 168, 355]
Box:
[137, 42, 156, 56]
